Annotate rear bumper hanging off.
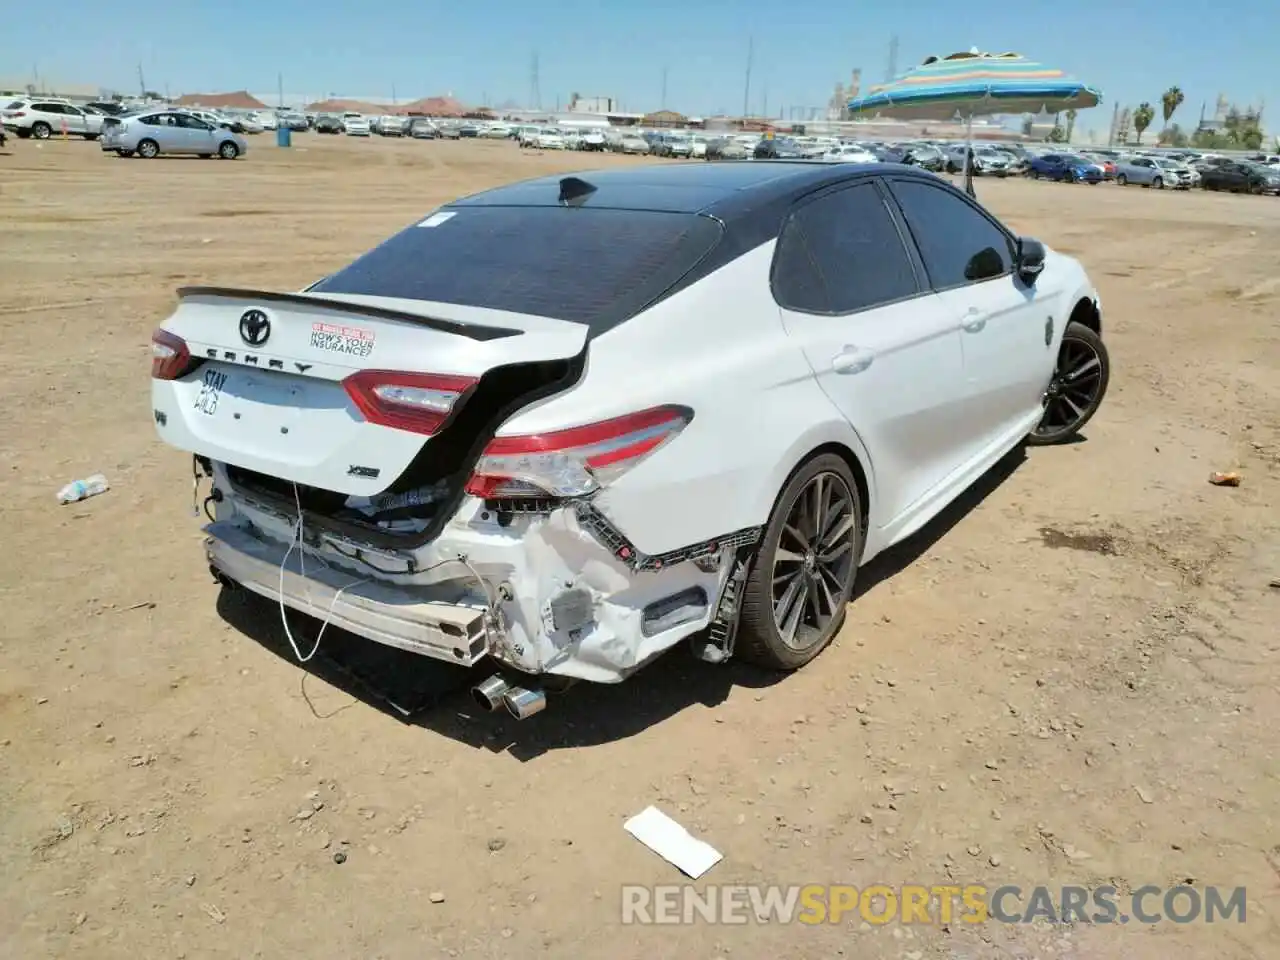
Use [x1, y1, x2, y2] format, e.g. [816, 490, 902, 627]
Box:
[206, 522, 490, 665]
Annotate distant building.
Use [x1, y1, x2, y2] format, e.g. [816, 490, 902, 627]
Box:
[641, 109, 687, 128]
[0, 79, 104, 101]
[567, 94, 615, 114]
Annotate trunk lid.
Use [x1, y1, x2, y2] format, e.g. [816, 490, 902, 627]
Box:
[151, 287, 587, 496]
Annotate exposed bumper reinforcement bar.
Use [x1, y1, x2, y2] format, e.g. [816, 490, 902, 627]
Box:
[205, 521, 490, 666]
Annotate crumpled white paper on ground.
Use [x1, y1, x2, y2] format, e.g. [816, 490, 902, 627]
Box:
[624, 805, 723, 879]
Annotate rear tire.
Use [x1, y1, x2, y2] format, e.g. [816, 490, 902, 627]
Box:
[1027, 321, 1110, 446]
[737, 454, 863, 671]
[1116, 174, 1127, 186]
[32, 122, 51, 139]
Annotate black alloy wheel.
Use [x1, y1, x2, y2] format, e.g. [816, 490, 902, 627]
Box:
[1028, 321, 1111, 445]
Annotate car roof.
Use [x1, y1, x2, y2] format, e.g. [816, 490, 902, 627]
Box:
[449, 160, 937, 219]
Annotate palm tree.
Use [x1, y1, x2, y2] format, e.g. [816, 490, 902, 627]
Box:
[1161, 86, 1185, 126]
[1064, 108, 1078, 142]
[1133, 102, 1155, 143]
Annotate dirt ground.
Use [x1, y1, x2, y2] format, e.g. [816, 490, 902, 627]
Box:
[1, 135, 1277, 960]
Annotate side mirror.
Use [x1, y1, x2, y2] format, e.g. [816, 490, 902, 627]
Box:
[1016, 237, 1046, 283]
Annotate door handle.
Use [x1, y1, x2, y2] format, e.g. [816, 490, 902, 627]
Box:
[961, 309, 987, 333]
[832, 347, 874, 375]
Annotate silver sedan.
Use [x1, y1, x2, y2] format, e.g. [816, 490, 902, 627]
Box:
[101, 111, 248, 160]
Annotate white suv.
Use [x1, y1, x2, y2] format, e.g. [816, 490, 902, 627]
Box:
[1, 98, 104, 140]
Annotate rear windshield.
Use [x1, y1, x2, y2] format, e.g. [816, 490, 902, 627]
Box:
[310, 206, 724, 333]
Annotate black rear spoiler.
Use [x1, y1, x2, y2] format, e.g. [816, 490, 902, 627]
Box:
[176, 286, 522, 342]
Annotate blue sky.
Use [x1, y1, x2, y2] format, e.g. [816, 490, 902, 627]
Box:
[4, 0, 1274, 137]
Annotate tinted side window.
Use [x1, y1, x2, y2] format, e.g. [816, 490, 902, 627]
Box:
[888, 180, 1014, 289]
[773, 183, 919, 315]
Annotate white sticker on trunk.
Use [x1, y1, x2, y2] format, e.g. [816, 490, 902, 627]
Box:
[310, 321, 376, 358]
[417, 211, 456, 228]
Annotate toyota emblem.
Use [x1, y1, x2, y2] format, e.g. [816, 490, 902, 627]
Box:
[239, 309, 271, 346]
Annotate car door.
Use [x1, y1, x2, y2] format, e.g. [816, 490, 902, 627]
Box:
[174, 113, 215, 153]
[773, 179, 970, 527]
[885, 176, 1054, 456]
[57, 104, 86, 134]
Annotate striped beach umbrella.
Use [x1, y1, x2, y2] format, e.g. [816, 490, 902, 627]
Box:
[847, 49, 1101, 196]
[847, 49, 1102, 121]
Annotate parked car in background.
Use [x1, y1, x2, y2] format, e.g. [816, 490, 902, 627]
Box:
[754, 137, 805, 159]
[652, 133, 693, 158]
[408, 118, 438, 139]
[314, 114, 344, 134]
[705, 137, 748, 160]
[149, 162, 1107, 709]
[1027, 153, 1103, 183]
[821, 143, 878, 164]
[343, 114, 370, 136]
[902, 143, 947, 171]
[531, 128, 565, 149]
[2, 98, 104, 139]
[101, 111, 247, 159]
[85, 100, 128, 116]
[375, 116, 404, 136]
[1114, 156, 1191, 190]
[1199, 160, 1280, 194]
[617, 133, 651, 155]
[1079, 153, 1117, 179]
[458, 124, 480, 138]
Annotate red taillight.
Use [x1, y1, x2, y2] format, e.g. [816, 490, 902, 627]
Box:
[343, 370, 478, 436]
[150, 328, 191, 380]
[465, 405, 692, 499]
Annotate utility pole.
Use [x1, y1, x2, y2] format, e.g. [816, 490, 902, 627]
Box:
[277, 73, 284, 108]
[530, 51, 542, 111]
[661, 66, 668, 109]
[886, 34, 899, 82]
[137, 62, 146, 97]
[762, 85, 768, 119]
[743, 36, 754, 118]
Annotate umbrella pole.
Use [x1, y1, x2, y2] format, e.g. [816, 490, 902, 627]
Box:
[963, 112, 976, 198]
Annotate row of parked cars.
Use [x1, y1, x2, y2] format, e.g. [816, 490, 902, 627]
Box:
[1023, 149, 1280, 194]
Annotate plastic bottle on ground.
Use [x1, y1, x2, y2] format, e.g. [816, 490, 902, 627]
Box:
[57, 474, 109, 504]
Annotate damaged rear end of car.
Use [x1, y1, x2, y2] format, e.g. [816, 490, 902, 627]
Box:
[151, 194, 735, 711]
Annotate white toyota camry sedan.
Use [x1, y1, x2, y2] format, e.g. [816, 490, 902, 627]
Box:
[149, 162, 1110, 718]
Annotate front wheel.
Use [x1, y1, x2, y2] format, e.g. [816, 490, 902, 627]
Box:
[1153, 176, 1163, 189]
[218, 141, 239, 159]
[737, 454, 863, 670]
[1027, 321, 1111, 446]
[1116, 174, 1127, 186]
[137, 138, 159, 158]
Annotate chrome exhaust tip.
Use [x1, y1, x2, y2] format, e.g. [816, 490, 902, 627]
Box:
[471, 674, 511, 712]
[502, 686, 547, 720]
